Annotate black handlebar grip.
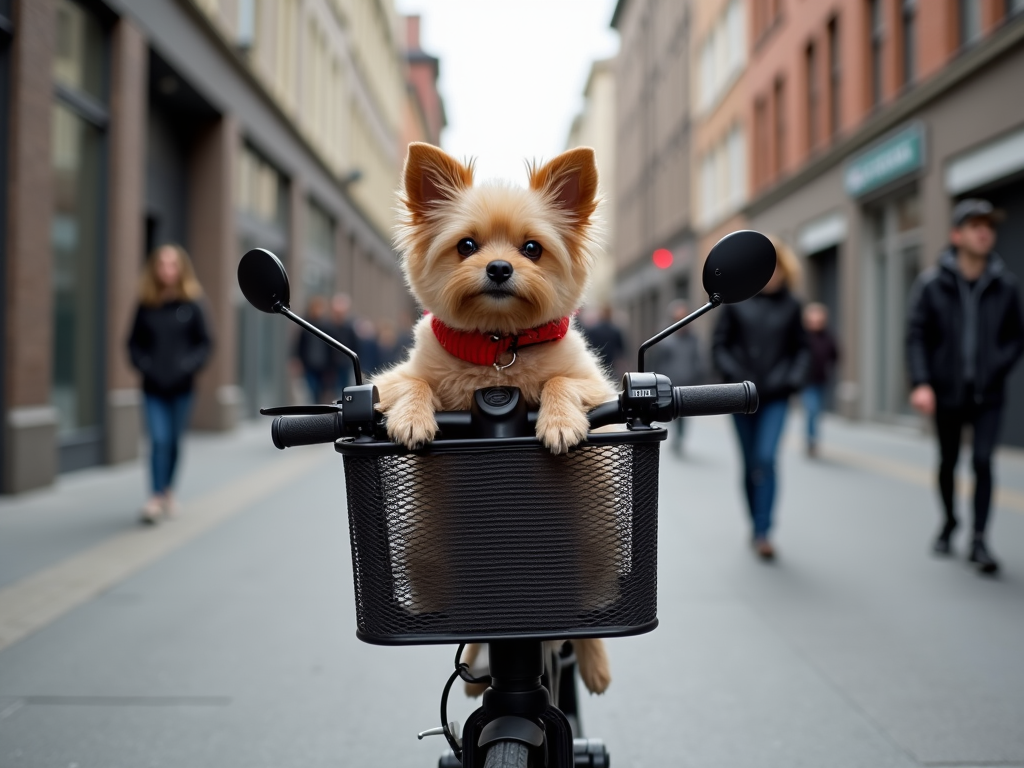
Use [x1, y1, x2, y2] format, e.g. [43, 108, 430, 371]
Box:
[671, 382, 758, 418]
[270, 413, 344, 449]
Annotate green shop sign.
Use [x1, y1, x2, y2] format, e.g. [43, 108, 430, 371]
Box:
[844, 123, 925, 198]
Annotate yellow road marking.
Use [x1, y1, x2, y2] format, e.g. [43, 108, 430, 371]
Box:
[820, 444, 1024, 514]
[0, 450, 330, 653]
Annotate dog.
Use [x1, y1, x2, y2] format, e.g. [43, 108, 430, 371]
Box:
[370, 142, 617, 695]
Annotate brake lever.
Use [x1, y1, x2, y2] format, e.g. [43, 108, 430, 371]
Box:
[259, 404, 343, 416]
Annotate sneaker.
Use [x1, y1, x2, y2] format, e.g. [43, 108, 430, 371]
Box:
[139, 497, 164, 525]
[753, 537, 776, 561]
[932, 520, 957, 555]
[969, 538, 1000, 575]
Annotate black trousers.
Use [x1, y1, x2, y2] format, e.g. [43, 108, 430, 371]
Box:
[934, 395, 1003, 535]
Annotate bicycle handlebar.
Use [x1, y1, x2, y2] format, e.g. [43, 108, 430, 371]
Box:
[268, 379, 759, 449]
[670, 382, 758, 419]
[270, 411, 345, 450]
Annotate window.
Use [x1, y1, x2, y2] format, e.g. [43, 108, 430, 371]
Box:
[806, 41, 818, 151]
[828, 16, 840, 138]
[902, 0, 916, 86]
[237, 144, 288, 227]
[773, 76, 786, 177]
[727, 125, 746, 210]
[869, 0, 884, 107]
[305, 197, 336, 297]
[697, 0, 746, 112]
[754, 96, 769, 187]
[961, 0, 983, 46]
[51, 0, 108, 462]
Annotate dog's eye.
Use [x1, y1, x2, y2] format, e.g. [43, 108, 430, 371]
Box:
[521, 241, 543, 260]
[456, 238, 477, 257]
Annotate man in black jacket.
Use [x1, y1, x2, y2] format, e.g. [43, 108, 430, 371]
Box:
[907, 199, 1024, 574]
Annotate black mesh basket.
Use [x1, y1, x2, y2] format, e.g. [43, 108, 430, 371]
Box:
[337, 430, 664, 645]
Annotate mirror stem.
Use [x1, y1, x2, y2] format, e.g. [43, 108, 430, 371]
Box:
[637, 295, 721, 373]
[274, 302, 363, 386]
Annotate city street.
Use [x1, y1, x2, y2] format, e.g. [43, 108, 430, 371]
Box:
[1, 412, 1023, 768]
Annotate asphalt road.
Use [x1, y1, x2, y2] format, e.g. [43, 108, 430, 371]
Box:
[0, 412, 1022, 768]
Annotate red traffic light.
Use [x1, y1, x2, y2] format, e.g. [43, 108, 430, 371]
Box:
[652, 248, 673, 269]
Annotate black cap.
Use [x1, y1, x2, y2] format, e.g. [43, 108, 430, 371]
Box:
[952, 198, 1005, 228]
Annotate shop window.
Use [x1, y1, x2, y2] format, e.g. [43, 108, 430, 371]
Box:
[54, 0, 104, 102]
[50, 0, 108, 468]
[305, 197, 336, 298]
[868, 190, 921, 421]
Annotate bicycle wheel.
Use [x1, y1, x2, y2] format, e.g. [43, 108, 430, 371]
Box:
[483, 740, 531, 768]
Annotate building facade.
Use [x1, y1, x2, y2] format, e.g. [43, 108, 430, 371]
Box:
[744, 0, 1024, 446]
[566, 58, 617, 307]
[692, 0, 749, 319]
[2, 0, 441, 493]
[610, 0, 694, 349]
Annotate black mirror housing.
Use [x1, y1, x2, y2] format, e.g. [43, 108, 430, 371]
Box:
[701, 230, 777, 304]
[238, 248, 291, 313]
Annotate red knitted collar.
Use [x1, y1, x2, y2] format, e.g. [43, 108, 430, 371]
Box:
[430, 314, 571, 367]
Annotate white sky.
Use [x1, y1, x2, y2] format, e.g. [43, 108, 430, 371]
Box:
[393, 0, 620, 186]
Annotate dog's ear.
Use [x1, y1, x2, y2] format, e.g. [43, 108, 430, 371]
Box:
[403, 142, 473, 217]
[528, 147, 599, 226]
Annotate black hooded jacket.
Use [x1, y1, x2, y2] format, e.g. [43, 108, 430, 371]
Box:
[906, 248, 1024, 408]
[128, 300, 213, 398]
[712, 288, 810, 403]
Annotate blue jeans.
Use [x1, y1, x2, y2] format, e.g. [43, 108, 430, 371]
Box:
[143, 392, 194, 495]
[732, 398, 790, 539]
[802, 384, 825, 443]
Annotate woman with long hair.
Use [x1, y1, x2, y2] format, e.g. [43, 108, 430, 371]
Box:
[712, 238, 809, 559]
[128, 244, 212, 523]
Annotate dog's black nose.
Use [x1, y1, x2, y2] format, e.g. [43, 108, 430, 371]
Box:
[486, 260, 514, 284]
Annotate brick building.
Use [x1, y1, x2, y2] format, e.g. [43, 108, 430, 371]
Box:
[1, 0, 443, 493]
[744, 0, 1024, 446]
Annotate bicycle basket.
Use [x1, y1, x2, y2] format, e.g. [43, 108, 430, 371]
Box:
[337, 430, 664, 645]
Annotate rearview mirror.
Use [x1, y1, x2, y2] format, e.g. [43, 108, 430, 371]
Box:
[237, 248, 291, 313]
[637, 229, 777, 373]
[701, 230, 777, 304]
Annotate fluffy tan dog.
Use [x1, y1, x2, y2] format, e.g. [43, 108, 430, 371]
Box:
[371, 142, 616, 695]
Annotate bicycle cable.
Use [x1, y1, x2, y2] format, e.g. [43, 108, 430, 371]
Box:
[438, 643, 493, 759]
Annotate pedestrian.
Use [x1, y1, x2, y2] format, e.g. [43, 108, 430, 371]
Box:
[581, 305, 626, 377]
[648, 299, 704, 456]
[328, 292, 359, 396]
[127, 244, 212, 524]
[801, 302, 839, 458]
[712, 238, 809, 560]
[294, 294, 332, 402]
[354, 317, 381, 376]
[375, 317, 415, 372]
[907, 198, 1024, 574]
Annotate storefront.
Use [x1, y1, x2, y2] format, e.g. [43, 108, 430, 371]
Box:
[746, 28, 1024, 446]
[844, 124, 925, 423]
[944, 125, 1024, 446]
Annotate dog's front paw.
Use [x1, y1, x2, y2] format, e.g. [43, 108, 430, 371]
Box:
[536, 405, 589, 455]
[385, 403, 437, 449]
